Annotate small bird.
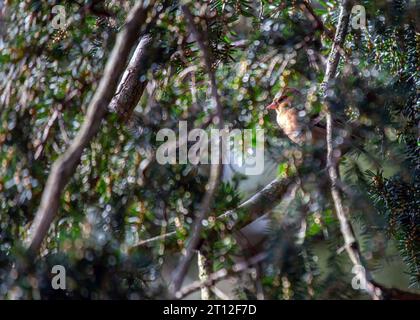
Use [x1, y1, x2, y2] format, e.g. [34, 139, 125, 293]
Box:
[266, 87, 326, 146]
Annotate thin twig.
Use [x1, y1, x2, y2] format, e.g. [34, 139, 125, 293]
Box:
[133, 231, 177, 247]
[34, 90, 79, 160]
[300, 0, 351, 61]
[171, 4, 225, 294]
[301, 0, 335, 40]
[254, 263, 265, 300]
[34, 109, 59, 160]
[321, 0, 382, 300]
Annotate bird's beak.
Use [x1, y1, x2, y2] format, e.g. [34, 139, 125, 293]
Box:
[266, 102, 277, 110]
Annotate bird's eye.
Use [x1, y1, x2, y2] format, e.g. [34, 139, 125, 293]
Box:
[278, 95, 287, 102]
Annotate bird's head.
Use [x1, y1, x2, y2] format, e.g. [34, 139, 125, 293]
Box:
[266, 87, 301, 112]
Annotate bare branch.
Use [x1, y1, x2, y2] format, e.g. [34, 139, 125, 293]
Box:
[177, 190, 308, 300]
[197, 249, 214, 300]
[321, 0, 383, 300]
[219, 177, 296, 230]
[321, 0, 353, 90]
[108, 35, 153, 120]
[170, 4, 225, 294]
[25, 1, 156, 254]
[134, 177, 296, 248]
[175, 253, 267, 299]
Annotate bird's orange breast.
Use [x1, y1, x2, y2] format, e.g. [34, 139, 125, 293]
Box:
[276, 108, 303, 144]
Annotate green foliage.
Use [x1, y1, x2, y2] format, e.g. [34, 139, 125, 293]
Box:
[0, 0, 418, 299]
